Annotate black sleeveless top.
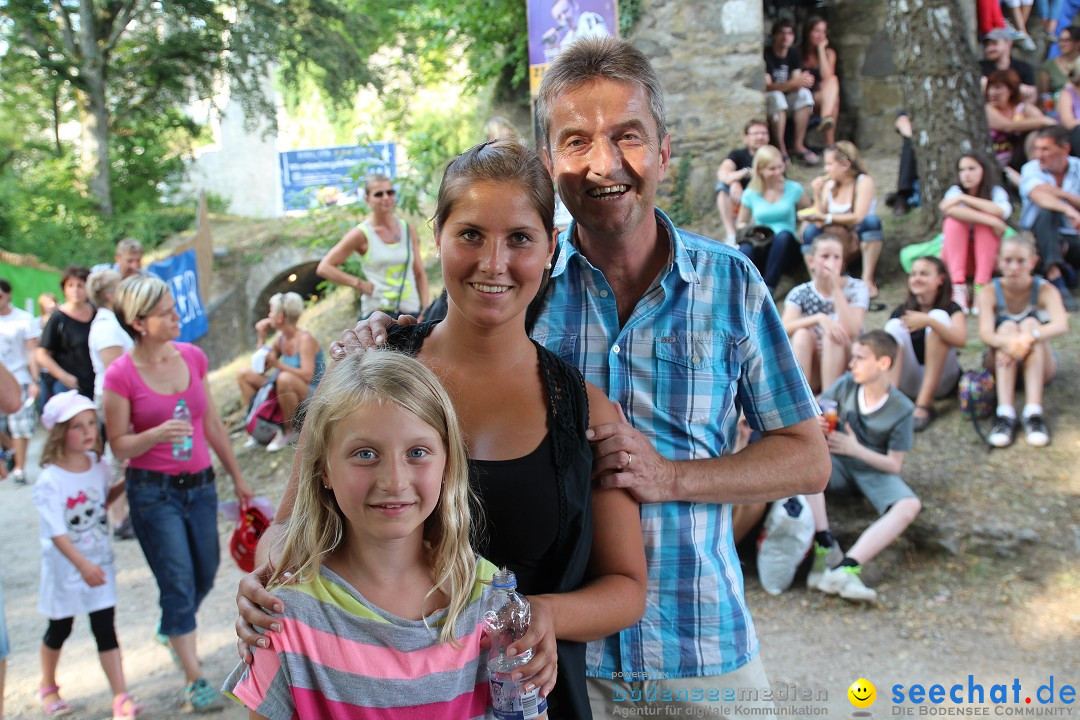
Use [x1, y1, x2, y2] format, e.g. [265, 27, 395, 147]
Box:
[386, 322, 595, 720]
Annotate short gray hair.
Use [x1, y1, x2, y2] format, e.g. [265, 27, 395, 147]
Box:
[115, 238, 143, 256]
[536, 35, 667, 150]
[269, 291, 305, 324]
[364, 173, 392, 196]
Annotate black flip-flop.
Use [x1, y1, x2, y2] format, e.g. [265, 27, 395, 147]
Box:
[913, 404, 937, 432]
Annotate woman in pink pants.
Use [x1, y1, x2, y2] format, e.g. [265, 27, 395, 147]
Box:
[939, 153, 1012, 313]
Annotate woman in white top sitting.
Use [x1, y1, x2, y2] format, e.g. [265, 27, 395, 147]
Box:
[316, 173, 430, 318]
[800, 141, 885, 298]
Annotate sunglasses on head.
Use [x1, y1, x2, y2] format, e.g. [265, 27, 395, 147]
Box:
[370, 188, 396, 198]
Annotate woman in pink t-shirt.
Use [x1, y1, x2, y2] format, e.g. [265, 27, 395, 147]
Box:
[103, 275, 252, 712]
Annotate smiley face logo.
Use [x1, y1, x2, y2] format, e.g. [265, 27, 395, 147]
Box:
[848, 678, 876, 708]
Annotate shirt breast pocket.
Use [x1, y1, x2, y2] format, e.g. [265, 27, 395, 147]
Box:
[534, 334, 578, 366]
[654, 334, 737, 425]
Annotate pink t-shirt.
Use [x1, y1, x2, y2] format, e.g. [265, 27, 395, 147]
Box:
[103, 342, 212, 473]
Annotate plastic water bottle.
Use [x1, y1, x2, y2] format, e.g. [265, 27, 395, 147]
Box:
[172, 399, 193, 461]
[482, 569, 547, 720]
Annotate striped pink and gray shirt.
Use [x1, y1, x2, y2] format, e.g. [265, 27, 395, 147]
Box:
[224, 559, 498, 719]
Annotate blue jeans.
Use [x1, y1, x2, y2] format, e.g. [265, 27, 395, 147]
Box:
[738, 230, 801, 290]
[127, 470, 219, 637]
[0, 569, 9, 660]
[801, 213, 885, 252]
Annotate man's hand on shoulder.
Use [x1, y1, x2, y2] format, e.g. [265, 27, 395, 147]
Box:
[588, 402, 677, 504]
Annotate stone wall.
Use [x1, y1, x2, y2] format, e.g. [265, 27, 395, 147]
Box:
[631, 0, 977, 226]
[829, 0, 904, 155]
[630, 0, 769, 219]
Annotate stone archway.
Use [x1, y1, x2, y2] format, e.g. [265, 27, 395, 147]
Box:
[251, 260, 323, 327]
[242, 246, 326, 334]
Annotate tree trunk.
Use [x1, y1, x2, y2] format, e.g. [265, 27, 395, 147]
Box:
[885, 0, 989, 232]
[78, 1, 112, 216]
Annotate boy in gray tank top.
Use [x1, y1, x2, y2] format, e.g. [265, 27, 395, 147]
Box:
[804, 330, 919, 604]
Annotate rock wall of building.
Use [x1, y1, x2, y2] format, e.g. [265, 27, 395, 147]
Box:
[829, 0, 904, 155]
[629, 0, 769, 220]
[630, 0, 974, 227]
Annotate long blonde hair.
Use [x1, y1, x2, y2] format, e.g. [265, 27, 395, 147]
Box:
[270, 350, 477, 644]
[747, 145, 784, 195]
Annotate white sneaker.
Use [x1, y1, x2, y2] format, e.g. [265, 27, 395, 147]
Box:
[1022, 414, 1050, 447]
[806, 540, 844, 590]
[757, 496, 815, 595]
[818, 564, 878, 603]
[243, 436, 259, 449]
[266, 429, 292, 453]
[951, 284, 969, 314]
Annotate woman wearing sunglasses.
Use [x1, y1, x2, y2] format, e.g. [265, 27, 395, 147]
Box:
[317, 174, 430, 318]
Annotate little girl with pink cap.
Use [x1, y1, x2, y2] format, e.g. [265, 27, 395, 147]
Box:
[32, 390, 142, 719]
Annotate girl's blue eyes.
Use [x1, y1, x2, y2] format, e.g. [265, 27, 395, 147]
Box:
[353, 448, 430, 459]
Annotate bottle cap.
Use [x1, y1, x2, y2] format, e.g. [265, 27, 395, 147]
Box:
[491, 568, 518, 589]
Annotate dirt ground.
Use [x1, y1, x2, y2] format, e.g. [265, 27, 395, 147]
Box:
[0, 428, 249, 720]
[2, 151, 1078, 718]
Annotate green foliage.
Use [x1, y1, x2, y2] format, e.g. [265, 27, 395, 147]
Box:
[618, 0, 644, 36]
[377, 0, 528, 107]
[664, 155, 695, 228]
[0, 153, 108, 267]
[205, 193, 232, 214]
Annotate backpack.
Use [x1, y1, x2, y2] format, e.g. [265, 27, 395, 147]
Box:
[245, 372, 283, 445]
[958, 368, 996, 447]
[229, 502, 273, 572]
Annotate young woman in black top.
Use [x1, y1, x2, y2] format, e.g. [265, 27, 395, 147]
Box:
[883, 256, 967, 431]
[36, 265, 95, 399]
[236, 141, 647, 719]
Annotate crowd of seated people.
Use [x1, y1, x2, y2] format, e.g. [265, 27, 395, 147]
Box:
[722, 6, 1076, 604]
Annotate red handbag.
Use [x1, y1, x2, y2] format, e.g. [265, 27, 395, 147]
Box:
[230, 502, 272, 572]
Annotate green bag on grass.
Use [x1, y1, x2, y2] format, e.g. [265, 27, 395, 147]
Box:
[899, 226, 1016, 273]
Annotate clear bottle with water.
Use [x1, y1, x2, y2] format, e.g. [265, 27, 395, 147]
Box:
[172, 399, 193, 461]
[482, 569, 548, 720]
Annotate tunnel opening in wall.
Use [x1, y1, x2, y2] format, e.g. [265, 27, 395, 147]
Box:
[251, 261, 325, 326]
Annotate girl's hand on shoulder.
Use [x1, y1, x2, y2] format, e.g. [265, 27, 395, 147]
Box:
[80, 561, 107, 587]
[506, 595, 558, 699]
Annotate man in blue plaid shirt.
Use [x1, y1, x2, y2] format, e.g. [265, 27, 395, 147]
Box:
[531, 37, 829, 716]
[260, 34, 831, 720]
